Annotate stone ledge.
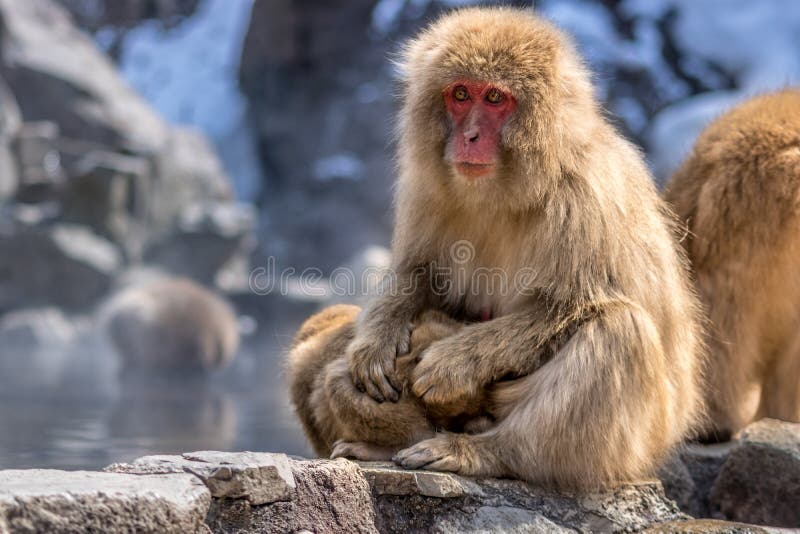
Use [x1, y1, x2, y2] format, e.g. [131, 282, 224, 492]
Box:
[0, 469, 210, 534]
[107, 450, 295, 505]
[360, 462, 483, 498]
[2, 429, 796, 533]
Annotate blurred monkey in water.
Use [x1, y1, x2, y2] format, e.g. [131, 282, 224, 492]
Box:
[665, 89, 800, 440]
[105, 276, 240, 373]
[341, 7, 704, 490]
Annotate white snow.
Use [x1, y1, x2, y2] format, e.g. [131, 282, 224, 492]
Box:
[541, 0, 689, 105]
[540, 0, 800, 179]
[646, 0, 800, 178]
[117, 0, 262, 201]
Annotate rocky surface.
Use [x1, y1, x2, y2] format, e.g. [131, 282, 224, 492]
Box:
[6, 419, 799, 533]
[660, 442, 735, 519]
[110, 453, 689, 533]
[0, 470, 210, 534]
[710, 419, 800, 528]
[654, 419, 800, 529]
[0, 219, 121, 313]
[4, 449, 787, 533]
[108, 451, 296, 505]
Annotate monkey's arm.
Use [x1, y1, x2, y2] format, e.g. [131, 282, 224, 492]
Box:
[348, 267, 432, 402]
[411, 305, 593, 413]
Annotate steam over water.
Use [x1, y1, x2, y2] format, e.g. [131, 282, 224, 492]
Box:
[0, 312, 311, 470]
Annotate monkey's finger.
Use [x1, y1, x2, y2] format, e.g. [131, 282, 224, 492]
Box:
[393, 444, 438, 470]
[384, 360, 402, 401]
[363, 377, 385, 403]
[423, 456, 461, 473]
[369, 358, 401, 402]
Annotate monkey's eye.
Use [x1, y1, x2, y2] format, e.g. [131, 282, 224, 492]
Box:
[453, 86, 469, 102]
[485, 88, 504, 104]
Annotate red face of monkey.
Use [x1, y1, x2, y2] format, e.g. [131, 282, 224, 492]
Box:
[443, 80, 517, 180]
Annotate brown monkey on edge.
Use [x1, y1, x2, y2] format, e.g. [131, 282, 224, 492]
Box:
[287, 305, 498, 460]
[664, 89, 800, 440]
[342, 7, 704, 490]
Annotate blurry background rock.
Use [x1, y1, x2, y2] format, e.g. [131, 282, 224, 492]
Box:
[0, 0, 799, 504]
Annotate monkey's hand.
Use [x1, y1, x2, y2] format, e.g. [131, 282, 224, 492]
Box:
[411, 338, 483, 415]
[347, 323, 411, 403]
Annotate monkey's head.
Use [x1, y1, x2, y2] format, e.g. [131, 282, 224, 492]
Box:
[397, 7, 597, 210]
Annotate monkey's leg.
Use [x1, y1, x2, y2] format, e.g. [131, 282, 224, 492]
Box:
[398, 306, 683, 489]
[411, 307, 587, 414]
[758, 333, 800, 423]
[349, 268, 433, 402]
[701, 330, 763, 441]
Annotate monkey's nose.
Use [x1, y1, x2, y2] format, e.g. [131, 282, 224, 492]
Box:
[464, 127, 480, 143]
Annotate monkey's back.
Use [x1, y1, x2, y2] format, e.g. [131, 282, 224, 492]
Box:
[664, 89, 800, 431]
[106, 277, 240, 372]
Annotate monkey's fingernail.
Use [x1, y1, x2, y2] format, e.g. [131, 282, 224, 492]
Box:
[388, 390, 399, 402]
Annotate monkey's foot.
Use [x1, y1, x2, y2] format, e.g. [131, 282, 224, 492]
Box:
[331, 440, 395, 461]
[393, 434, 480, 474]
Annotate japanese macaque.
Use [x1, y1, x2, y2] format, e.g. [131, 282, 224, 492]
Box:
[664, 89, 800, 440]
[286, 305, 499, 460]
[341, 7, 704, 490]
[105, 277, 240, 373]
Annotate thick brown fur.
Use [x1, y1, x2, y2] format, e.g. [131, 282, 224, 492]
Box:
[664, 89, 800, 439]
[286, 305, 501, 460]
[105, 277, 240, 373]
[346, 7, 705, 490]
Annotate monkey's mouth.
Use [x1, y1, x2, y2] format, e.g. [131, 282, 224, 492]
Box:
[454, 162, 495, 179]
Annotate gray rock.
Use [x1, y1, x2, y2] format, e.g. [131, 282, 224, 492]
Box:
[370, 469, 685, 533]
[0, 469, 210, 534]
[56, 0, 201, 34]
[0, 77, 21, 138]
[152, 127, 233, 226]
[0, 219, 121, 312]
[659, 441, 735, 518]
[711, 419, 800, 528]
[206, 458, 379, 534]
[144, 201, 256, 285]
[361, 462, 483, 498]
[0, 77, 20, 201]
[12, 121, 64, 202]
[108, 451, 295, 505]
[1, 452, 709, 533]
[0, 0, 170, 153]
[643, 519, 770, 533]
[61, 149, 151, 257]
[0, 142, 17, 201]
